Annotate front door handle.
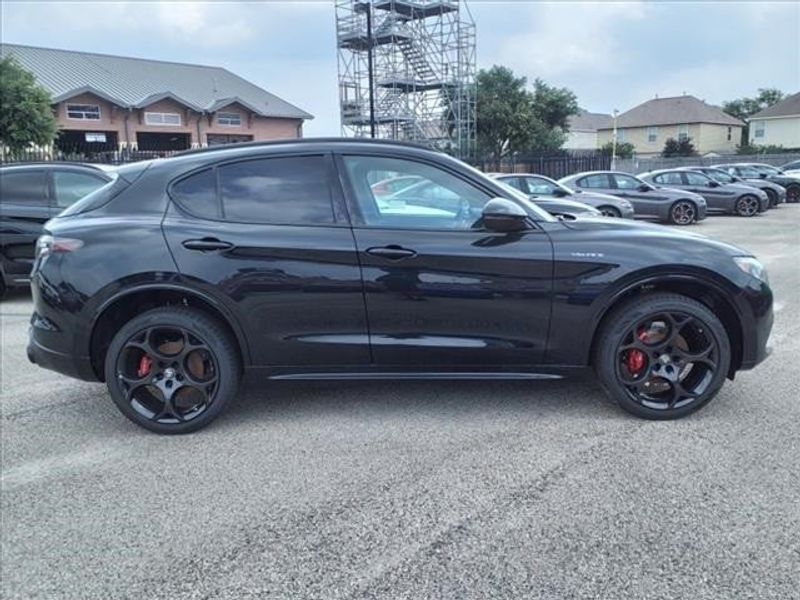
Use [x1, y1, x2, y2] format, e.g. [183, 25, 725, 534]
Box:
[182, 238, 234, 252]
[365, 245, 417, 260]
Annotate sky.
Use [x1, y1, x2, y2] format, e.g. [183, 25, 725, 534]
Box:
[1, 1, 798, 136]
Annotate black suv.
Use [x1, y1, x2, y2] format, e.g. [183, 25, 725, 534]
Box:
[0, 163, 111, 297]
[27, 140, 774, 433]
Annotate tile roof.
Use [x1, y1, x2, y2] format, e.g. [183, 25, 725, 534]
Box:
[0, 43, 313, 120]
[568, 110, 613, 132]
[599, 95, 743, 129]
[750, 92, 800, 119]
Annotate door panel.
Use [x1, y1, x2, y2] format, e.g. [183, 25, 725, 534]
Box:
[162, 153, 369, 367]
[0, 169, 51, 280]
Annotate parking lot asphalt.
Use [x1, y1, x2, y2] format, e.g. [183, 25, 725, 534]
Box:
[2, 207, 799, 600]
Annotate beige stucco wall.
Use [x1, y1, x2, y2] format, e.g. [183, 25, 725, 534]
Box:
[598, 123, 741, 156]
[749, 117, 800, 148]
[563, 129, 599, 150]
[55, 93, 304, 148]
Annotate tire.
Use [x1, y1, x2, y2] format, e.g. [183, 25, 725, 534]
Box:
[104, 307, 241, 434]
[0, 277, 6, 301]
[669, 200, 697, 225]
[786, 185, 800, 203]
[735, 194, 760, 217]
[599, 206, 621, 218]
[593, 293, 730, 420]
[764, 188, 778, 208]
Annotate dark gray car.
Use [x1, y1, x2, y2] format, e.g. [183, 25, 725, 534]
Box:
[714, 163, 799, 204]
[558, 171, 707, 225]
[491, 173, 635, 218]
[640, 168, 768, 216]
[693, 166, 787, 207]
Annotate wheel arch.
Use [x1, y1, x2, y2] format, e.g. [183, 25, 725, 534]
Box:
[89, 284, 250, 381]
[588, 273, 744, 378]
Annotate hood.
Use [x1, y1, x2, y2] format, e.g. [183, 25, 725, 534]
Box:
[725, 182, 768, 197]
[743, 178, 786, 191]
[559, 215, 750, 256]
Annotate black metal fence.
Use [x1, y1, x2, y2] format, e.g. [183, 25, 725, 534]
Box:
[471, 152, 612, 180]
[0, 146, 182, 165]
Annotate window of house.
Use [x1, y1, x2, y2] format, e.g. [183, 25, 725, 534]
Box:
[647, 127, 658, 143]
[677, 124, 689, 142]
[753, 121, 765, 139]
[144, 112, 182, 126]
[66, 104, 101, 120]
[727, 127, 732, 141]
[217, 112, 242, 126]
[342, 155, 492, 229]
[616, 128, 625, 142]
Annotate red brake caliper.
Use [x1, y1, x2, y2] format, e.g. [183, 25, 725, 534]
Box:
[137, 355, 153, 378]
[625, 329, 648, 375]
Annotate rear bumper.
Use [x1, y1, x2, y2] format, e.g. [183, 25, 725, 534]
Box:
[27, 328, 97, 381]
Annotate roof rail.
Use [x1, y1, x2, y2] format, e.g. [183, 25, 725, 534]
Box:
[175, 136, 438, 157]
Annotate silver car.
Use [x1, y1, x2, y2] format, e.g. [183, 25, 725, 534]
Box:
[640, 168, 769, 216]
[491, 173, 634, 218]
[559, 171, 707, 225]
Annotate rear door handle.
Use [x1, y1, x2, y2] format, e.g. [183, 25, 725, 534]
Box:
[182, 238, 234, 252]
[365, 245, 417, 260]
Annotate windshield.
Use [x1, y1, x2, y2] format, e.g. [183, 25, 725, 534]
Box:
[491, 179, 557, 222]
[754, 164, 781, 174]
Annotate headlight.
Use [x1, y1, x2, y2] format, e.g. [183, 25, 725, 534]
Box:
[734, 256, 768, 283]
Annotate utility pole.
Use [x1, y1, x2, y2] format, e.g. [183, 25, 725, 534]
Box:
[611, 108, 619, 171]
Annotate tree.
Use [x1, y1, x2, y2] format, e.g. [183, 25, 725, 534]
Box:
[475, 66, 579, 162]
[722, 88, 784, 144]
[600, 140, 635, 159]
[662, 137, 697, 157]
[0, 56, 57, 154]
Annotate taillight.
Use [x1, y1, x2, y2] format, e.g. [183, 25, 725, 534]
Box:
[36, 235, 84, 259]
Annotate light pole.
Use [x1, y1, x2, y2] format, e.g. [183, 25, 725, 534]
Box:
[611, 108, 619, 171]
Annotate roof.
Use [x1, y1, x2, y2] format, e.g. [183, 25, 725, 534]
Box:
[750, 92, 800, 119]
[599, 95, 743, 129]
[0, 43, 313, 120]
[568, 110, 613, 132]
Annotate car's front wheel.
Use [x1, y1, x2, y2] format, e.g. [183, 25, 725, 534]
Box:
[594, 293, 730, 420]
[669, 200, 697, 225]
[105, 307, 240, 434]
[735, 194, 760, 217]
[599, 206, 621, 218]
[786, 184, 800, 203]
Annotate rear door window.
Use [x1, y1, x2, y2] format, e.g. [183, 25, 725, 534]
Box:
[577, 174, 611, 189]
[0, 170, 48, 206]
[52, 171, 108, 208]
[653, 172, 684, 185]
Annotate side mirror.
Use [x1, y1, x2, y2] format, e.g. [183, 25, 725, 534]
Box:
[481, 198, 528, 232]
[552, 188, 569, 198]
[708, 180, 720, 187]
[759, 173, 767, 178]
[637, 183, 651, 192]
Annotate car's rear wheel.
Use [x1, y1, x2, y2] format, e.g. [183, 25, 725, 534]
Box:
[735, 194, 760, 217]
[669, 200, 697, 225]
[763, 188, 778, 208]
[0, 277, 6, 300]
[786, 185, 800, 203]
[104, 307, 240, 434]
[594, 293, 730, 420]
[599, 206, 621, 218]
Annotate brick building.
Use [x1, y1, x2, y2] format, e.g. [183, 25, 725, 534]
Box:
[1, 44, 313, 154]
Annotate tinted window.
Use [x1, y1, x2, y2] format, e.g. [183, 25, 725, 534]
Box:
[577, 174, 610, 189]
[684, 172, 710, 186]
[522, 176, 558, 195]
[497, 177, 524, 192]
[0, 170, 48, 205]
[654, 172, 683, 185]
[705, 169, 734, 183]
[171, 168, 219, 219]
[53, 171, 107, 208]
[343, 155, 492, 230]
[218, 156, 334, 224]
[613, 174, 643, 190]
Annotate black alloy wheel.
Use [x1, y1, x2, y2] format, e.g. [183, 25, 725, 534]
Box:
[670, 201, 696, 225]
[105, 307, 240, 433]
[594, 293, 730, 420]
[735, 195, 760, 217]
[786, 185, 800, 203]
[599, 206, 622, 218]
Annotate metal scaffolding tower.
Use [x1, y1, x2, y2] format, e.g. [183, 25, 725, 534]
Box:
[335, 0, 476, 158]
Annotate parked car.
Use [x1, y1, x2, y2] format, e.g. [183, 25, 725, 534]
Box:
[689, 166, 786, 208]
[490, 173, 635, 218]
[27, 139, 773, 433]
[0, 163, 112, 298]
[559, 171, 707, 225]
[714, 163, 800, 203]
[639, 168, 769, 216]
[779, 159, 800, 176]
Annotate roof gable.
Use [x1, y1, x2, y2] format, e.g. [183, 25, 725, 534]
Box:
[600, 95, 743, 129]
[568, 110, 613, 132]
[750, 92, 800, 119]
[0, 43, 313, 120]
